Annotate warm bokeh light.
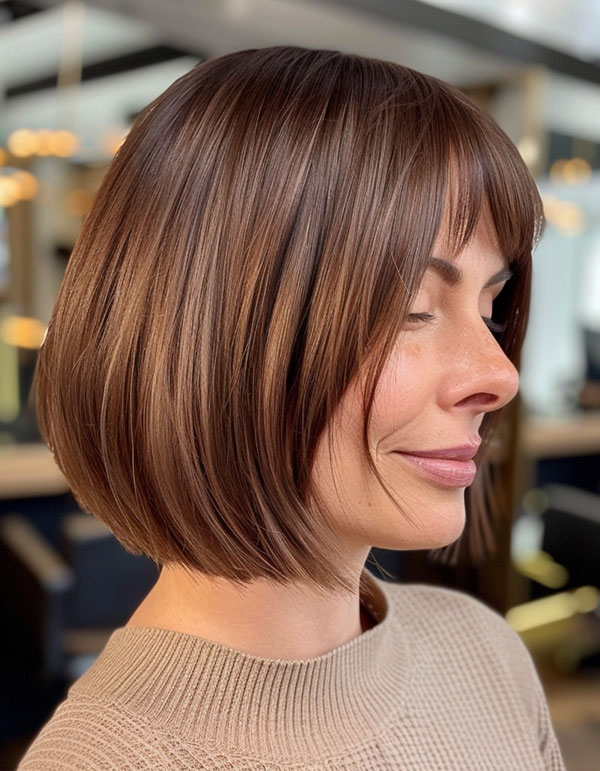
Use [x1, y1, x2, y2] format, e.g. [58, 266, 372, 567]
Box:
[550, 156, 592, 186]
[506, 587, 600, 633]
[6, 128, 81, 158]
[562, 156, 592, 184]
[49, 129, 80, 157]
[513, 550, 569, 589]
[0, 175, 20, 206]
[542, 193, 586, 236]
[0, 315, 47, 349]
[35, 129, 54, 156]
[10, 170, 39, 200]
[7, 128, 37, 157]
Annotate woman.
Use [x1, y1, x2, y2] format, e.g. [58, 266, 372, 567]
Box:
[18, 46, 565, 769]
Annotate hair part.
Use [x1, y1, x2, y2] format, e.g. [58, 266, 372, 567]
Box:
[34, 45, 544, 598]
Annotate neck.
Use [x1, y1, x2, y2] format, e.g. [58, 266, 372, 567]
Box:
[125, 564, 377, 659]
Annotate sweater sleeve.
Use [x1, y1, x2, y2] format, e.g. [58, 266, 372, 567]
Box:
[464, 591, 567, 771]
[16, 698, 156, 770]
[536, 673, 567, 769]
[522, 639, 567, 771]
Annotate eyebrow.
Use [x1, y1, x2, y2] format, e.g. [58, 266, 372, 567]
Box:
[428, 256, 514, 288]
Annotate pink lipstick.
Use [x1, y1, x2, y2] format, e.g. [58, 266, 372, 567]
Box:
[392, 443, 480, 488]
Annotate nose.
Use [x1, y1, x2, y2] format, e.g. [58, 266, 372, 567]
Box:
[442, 321, 520, 414]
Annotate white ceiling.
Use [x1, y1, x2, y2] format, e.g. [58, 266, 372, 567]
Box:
[0, 3, 160, 87]
[4, 0, 600, 90]
[18, 0, 522, 86]
[0, 0, 523, 158]
[3, 0, 600, 157]
[422, 0, 600, 62]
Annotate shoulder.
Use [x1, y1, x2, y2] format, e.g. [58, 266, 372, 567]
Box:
[16, 695, 152, 770]
[382, 581, 566, 769]
[387, 580, 519, 643]
[386, 580, 545, 712]
[389, 580, 528, 648]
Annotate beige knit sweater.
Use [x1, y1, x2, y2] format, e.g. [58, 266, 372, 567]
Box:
[17, 570, 566, 770]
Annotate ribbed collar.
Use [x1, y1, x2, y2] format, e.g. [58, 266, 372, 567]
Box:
[69, 569, 409, 762]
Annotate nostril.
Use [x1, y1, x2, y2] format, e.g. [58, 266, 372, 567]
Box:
[455, 392, 500, 409]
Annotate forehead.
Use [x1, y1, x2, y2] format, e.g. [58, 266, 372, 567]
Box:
[431, 208, 510, 280]
[434, 189, 504, 248]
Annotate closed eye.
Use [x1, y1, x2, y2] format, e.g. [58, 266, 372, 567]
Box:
[406, 312, 507, 336]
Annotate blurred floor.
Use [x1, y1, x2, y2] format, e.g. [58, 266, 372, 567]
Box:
[540, 662, 600, 771]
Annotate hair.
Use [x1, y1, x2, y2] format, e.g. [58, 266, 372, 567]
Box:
[33, 45, 544, 599]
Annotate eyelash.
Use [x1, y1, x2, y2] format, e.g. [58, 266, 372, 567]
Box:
[406, 312, 507, 335]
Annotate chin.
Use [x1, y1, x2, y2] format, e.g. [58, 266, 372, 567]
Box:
[374, 517, 466, 552]
[394, 503, 466, 551]
[348, 486, 467, 551]
[432, 513, 467, 548]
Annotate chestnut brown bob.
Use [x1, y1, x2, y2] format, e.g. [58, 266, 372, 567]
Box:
[34, 46, 544, 597]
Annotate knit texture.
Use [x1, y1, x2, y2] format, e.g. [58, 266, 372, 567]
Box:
[17, 569, 566, 770]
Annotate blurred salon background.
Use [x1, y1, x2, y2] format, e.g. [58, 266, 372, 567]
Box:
[0, 1, 599, 768]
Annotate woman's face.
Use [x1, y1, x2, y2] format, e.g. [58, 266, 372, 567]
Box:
[311, 214, 520, 553]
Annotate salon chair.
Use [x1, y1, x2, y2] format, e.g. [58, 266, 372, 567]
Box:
[0, 510, 158, 685]
[509, 483, 600, 673]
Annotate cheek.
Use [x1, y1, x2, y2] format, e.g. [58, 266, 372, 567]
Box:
[369, 344, 431, 439]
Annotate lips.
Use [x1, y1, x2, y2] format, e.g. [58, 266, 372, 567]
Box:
[393, 443, 481, 461]
[392, 443, 480, 487]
